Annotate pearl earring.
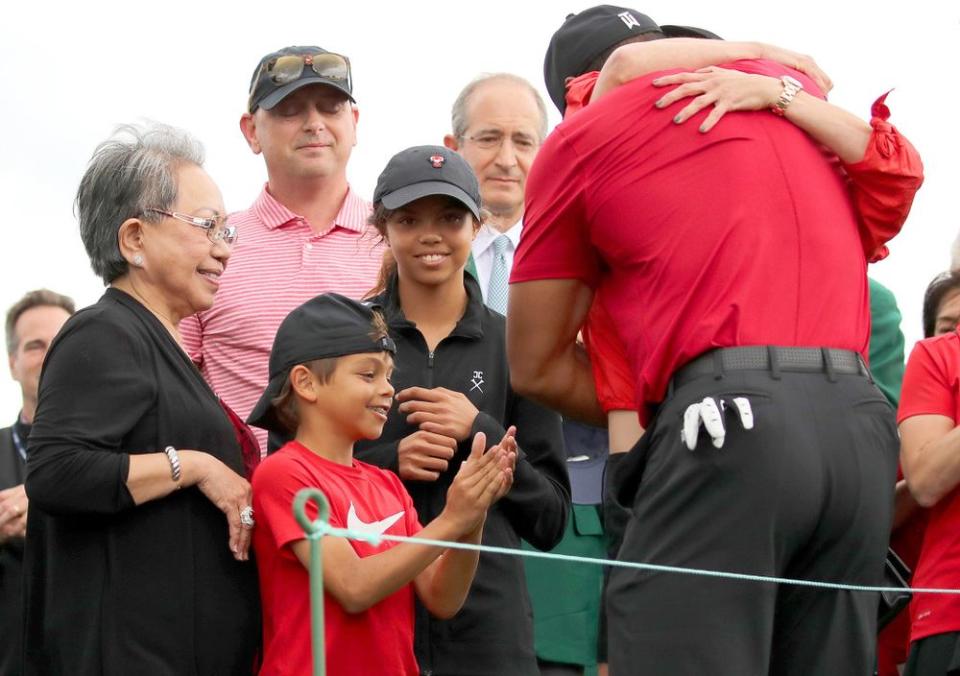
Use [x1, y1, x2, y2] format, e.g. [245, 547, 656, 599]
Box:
[133, 254, 144, 267]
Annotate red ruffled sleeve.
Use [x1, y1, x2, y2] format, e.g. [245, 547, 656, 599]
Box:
[564, 71, 600, 118]
[581, 297, 637, 413]
[842, 91, 924, 263]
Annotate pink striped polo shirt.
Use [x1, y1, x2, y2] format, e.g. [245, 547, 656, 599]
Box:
[180, 185, 384, 450]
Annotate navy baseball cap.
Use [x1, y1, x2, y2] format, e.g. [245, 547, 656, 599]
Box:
[543, 5, 721, 113]
[248, 46, 354, 113]
[563, 421, 609, 505]
[373, 145, 482, 221]
[247, 294, 396, 434]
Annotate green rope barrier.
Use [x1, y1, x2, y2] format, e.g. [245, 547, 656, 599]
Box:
[293, 488, 331, 676]
[292, 496, 960, 675]
[309, 521, 960, 597]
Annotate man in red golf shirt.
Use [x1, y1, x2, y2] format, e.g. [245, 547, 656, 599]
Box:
[508, 6, 923, 674]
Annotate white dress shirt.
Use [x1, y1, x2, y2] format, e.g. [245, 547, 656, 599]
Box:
[472, 220, 523, 301]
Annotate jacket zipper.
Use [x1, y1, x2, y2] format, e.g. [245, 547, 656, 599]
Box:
[427, 350, 435, 389]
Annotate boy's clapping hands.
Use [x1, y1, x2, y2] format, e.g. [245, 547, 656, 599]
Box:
[443, 426, 517, 535]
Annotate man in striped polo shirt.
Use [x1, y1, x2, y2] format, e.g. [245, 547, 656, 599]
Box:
[180, 46, 383, 452]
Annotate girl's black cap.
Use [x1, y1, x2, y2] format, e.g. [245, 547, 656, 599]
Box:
[373, 145, 482, 220]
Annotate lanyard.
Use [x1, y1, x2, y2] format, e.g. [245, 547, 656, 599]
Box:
[11, 426, 26, 463]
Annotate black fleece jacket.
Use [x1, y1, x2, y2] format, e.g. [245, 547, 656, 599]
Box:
[355, 273, 569, 676]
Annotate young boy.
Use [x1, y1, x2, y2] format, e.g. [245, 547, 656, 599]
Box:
[247, 294, 515, 675]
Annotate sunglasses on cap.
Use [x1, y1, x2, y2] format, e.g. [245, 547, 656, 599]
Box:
[253, 52, 352, 92]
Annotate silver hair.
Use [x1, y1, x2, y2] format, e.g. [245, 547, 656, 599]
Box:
[75, 122, 205, 284]
[450, 73, 548, 142]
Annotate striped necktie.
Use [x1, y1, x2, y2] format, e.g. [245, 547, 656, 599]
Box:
[486, 234, 511, 315]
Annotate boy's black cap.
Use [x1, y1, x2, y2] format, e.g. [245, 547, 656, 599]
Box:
[248, 45, 354, 113]
[373, 145, 482, 221]
[247, 294, 396, 434]
[543, 5, 721, 114]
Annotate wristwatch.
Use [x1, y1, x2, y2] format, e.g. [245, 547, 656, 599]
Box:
[771, 75, 803, 117]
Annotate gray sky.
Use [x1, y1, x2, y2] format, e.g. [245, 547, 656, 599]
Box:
[0, 0, 957, 418]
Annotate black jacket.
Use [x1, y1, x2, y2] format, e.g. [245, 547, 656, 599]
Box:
[23, 290, 260, 675]
[356, 273, 569, 675]
[0, 421, 26, 676]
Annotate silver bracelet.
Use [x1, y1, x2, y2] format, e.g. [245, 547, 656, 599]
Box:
[164, 446, 182, 485]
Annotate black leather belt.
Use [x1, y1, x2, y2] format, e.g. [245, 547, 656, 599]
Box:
[671, 346, 868, 390]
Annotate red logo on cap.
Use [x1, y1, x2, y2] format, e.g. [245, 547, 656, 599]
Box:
[429, 154, 445, 168]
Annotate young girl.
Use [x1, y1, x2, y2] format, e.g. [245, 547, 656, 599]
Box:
[355, 145, 569, 676]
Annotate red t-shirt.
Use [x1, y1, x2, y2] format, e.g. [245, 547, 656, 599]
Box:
[252, 441, 423, 676]
[877, 464, 929, 674]
[516, 59, 887, 425]
[898, 330, 960, 642]
[561, 67, 922, 417]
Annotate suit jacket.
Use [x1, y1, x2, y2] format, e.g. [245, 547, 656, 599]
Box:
[0, 423, 25, 676]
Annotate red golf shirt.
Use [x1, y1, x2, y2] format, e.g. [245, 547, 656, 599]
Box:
[513, 59, 913, 425]
[566, 67, 923, 416]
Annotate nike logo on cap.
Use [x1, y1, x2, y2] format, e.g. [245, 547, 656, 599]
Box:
[347, 503, 404, 536]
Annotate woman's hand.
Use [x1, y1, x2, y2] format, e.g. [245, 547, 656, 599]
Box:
[181, 451, 253, 561]
[756, 43, 831, 93]
[0, 484, 28, 542]
[652, 67, 783, 133]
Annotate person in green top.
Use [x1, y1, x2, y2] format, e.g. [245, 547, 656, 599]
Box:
[869, 278, 906, 407]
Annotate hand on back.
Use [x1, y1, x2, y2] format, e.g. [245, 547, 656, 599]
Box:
[653, 67, 784, 133]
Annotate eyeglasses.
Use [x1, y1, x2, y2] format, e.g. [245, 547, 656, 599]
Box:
[257, 52, 352, 91]
[145, 209, 238, 246]
[463, 132, 540, 155]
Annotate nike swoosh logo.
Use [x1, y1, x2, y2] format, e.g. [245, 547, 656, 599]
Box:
[347, 503, 404, 537]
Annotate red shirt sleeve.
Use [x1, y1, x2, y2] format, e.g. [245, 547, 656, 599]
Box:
[511, 128, 601, 287]
[564, 71, 600, 118]
[842, 92, 924, 264]
[582, 298, 636, 412]
[253, 454, 336, 550]
[898, 338, 957, 424]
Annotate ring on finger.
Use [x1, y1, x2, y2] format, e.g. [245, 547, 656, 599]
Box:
[239, 505, 255, 529]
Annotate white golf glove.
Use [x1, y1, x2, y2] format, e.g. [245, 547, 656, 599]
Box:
[681, 396, 754, 450]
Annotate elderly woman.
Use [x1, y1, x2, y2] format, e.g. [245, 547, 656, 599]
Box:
[23, 124, 260, 675]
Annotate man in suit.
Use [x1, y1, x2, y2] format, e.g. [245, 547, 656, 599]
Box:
[0, 289, 73, 675]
